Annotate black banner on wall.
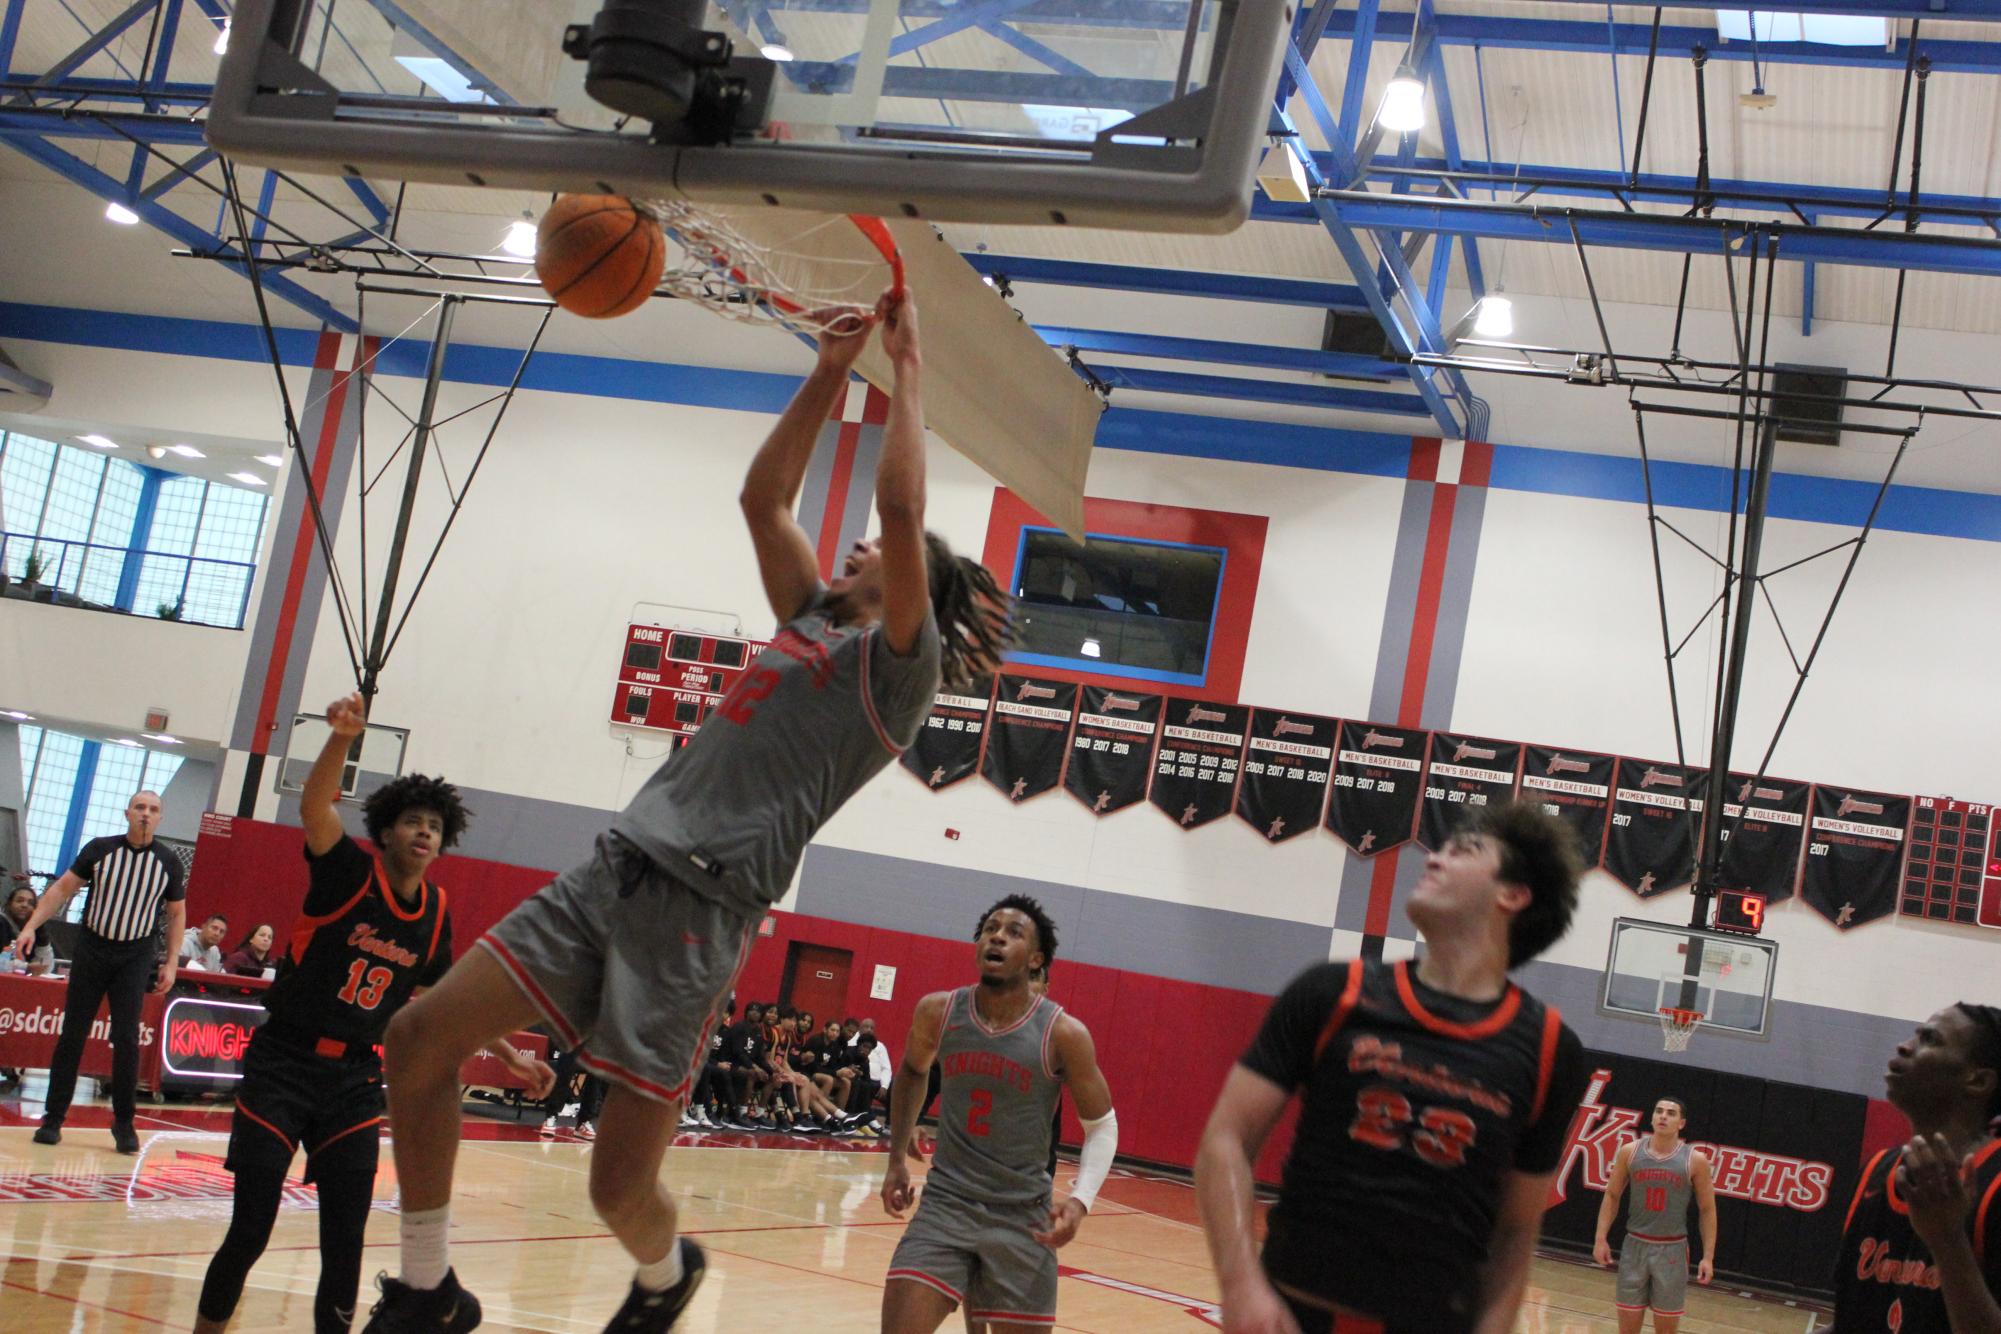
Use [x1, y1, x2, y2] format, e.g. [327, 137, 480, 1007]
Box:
[981, 676, 1077, 803]
[1540, 1052, 1865, 1297]
[1603, 759, 1705, 897]
[1416, 734, 1521, 851]
[1324, 721, 1426, 855]
[1064, 686, 1162, 815]
[1716, 773, 1811, 903]
[1235, 710, 1336, 843]
[1149, 699, 1248, 830]
[1802, 785, 1911, 930]
[900, 677, 995, 790]
[1520, 745, 1615, 861]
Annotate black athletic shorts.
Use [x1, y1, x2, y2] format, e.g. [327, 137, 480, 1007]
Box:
[227, 1027, 386, 1182]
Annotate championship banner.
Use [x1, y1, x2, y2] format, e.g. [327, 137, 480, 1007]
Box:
[1064, 686, 1162, 815]
[1520, 745, 1615, 860]
[1802, 785, 1911, 930]
[1234, 710, 1336, 843]
[1149, 698, 1249, 830]
[1416, 734, 1521, 851]
[1324, 721, 1426, 856]
[981, 675, 1078, 803]
[1602, 758, 1705, 897]
[900, 676, 995, 790]
[1715, 773, 1810, 903]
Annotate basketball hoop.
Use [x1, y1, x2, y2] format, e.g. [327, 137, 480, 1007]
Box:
[1659, 1007, 1704, 1053]
[639, 202, 906, 336]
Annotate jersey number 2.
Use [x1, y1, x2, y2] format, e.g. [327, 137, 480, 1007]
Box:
[1349, 1084, 1477, 1168]
[967, 1089, 993, 1138]
[338, 958, 393, 1010]
[718, 667, 780, 725]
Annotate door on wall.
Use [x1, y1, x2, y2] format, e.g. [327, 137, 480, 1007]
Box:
[782, 943, 853, 1026]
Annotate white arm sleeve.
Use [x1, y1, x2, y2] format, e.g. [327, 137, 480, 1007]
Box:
[1069, 1109, 1118, 1212]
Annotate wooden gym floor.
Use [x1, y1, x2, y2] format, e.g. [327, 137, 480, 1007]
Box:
[1, 1083, 1827, 1332]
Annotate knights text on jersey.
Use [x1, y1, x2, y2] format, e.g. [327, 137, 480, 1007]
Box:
[1242, 959, 1588, 1332]
[1833, 1140, 2001, 1333]
[260, 835, 453, 1049]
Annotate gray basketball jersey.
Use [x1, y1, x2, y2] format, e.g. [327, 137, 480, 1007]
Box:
[1624, 1139, 1694, 1241]
[929, 987, 1066, 1206]
[612, 591, 940, 914]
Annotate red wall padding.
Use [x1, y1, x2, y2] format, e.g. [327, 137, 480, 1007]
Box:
[190, 815, 1292, 1179]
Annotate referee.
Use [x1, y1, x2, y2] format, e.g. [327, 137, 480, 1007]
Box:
[11, 790, 186, 1152]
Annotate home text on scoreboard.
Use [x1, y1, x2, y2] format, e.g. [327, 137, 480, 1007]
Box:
[611, 624, 768, 743]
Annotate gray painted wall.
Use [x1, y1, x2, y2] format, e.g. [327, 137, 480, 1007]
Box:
[159, 758, 217, 843]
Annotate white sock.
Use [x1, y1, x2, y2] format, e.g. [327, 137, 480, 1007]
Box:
[399, 1205, 451, 1290]
[634, 1242, 684, 1293]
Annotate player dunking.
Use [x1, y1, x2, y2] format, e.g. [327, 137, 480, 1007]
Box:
[362, 289, 1013, 1333]
[1592, 1096, 1716, 1333]
[195, 694, 552, 1334]
[881, 896, 1117, 1334]
[1833, 1002, 2001, 1332]
[1196, 800, 1590, 1334]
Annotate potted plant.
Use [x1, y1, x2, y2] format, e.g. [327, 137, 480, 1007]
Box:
[19, 546, 51, 595]
[156, 595, 187, 621]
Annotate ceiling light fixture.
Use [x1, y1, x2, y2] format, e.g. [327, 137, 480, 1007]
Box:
[147, 445, 167, 459]
[168, 443, 205, 458]
[1080, 637, 1102, 658]
[113, 737, 143, 747]
[79, 433, 118, 449]
[142, 733, 183, 744]
[1377, 64, 1426, 133]
[760, 42, 795, 61]
[500, 213, 538, 259]
[1, 710, 34, 721]
[1472, 292, 1514, 339]
[256, 454, 285, 467]
[214, 18, 230, 55]
[105, 201, 141, 225]
[226, 471, 268, 487]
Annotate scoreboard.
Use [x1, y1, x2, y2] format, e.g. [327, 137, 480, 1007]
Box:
[1903, 797, 2001, 928]
[609, 624, 768, 747]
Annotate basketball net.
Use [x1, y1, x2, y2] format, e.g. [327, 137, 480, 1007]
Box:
[638, 202, 905, 335]
[1659, 1007, 1703, 1053]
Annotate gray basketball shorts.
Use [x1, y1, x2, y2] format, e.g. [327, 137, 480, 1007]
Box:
[1616, 1234, 1689, 1315]
[887, 1183, 1058, 1322]
[478, 832, 758, 1106]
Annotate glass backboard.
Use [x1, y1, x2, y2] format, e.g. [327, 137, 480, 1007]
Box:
[207, 0, 1292, 231]
[1600, 917, 1779, 1038]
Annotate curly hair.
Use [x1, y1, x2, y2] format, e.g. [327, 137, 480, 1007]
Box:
[362, 773, 471, 849]
[1465, 800, 1585, 968]
[973, 893, 1059, 969]
[1953, 1002, 2001, 1128]
[925, 530, 1015, 690]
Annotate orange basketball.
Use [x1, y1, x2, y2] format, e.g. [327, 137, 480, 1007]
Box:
[535, 195, 666, 319]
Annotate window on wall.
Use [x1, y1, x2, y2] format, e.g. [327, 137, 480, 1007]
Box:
[1007, 529, 1227, 685]
[13, 725, 185, 892]
[1, 431, 268, 627]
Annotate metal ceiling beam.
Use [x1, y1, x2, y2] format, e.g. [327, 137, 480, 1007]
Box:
[1322, 193, 2001, 280]
[1087, 365, 1428, 416]
[1454, 0, 2001, 18]
[1036, 325, 1402, 380]
[963, 254, 1371, 309]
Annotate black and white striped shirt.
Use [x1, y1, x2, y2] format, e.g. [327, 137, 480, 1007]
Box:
[70, 836, 186, 943]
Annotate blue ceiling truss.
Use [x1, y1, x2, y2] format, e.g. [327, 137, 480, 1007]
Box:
[9, 0, 2001, 433]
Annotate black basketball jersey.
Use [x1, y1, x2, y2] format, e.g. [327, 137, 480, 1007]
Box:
[1833, 1140, 2001, 1333]
[262, 835, 453, 1051]
[1242, 959, 1587, 1332]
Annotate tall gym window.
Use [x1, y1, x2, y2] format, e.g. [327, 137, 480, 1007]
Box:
[1006, 528, 1226, 686]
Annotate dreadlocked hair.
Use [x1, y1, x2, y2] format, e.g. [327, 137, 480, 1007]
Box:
[1953, 1002, 2001, 1129]
[974, 893, 1059, 969]
[362, 773, 471, 849]
[925, 530, 1015, 690]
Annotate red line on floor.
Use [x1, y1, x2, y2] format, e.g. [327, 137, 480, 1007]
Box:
[1, 1277, 176, 1327]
